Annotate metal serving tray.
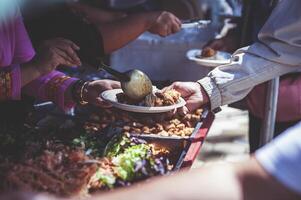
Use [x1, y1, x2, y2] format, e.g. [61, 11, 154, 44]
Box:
[131, 109, 210, 142]
[32, 104, 215, 170]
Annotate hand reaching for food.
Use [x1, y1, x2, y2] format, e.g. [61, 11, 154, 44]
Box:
[163, 82, 209, 113]
[33, 38, 82, 75]
[148, 11, 181, 37]
[20, 38, 82, 86]
[82, 80, 121, 107]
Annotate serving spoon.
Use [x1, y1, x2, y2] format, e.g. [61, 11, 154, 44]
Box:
[99, 62, 153, 100]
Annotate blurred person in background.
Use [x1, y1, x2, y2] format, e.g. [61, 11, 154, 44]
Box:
[203, 0, 301, 153]
[22, 0, 182, 67]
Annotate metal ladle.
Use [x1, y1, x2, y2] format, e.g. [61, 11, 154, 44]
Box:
[100, 63, 153, 100]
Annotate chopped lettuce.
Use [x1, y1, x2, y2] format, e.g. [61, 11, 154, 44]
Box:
[112, 144, 150, 181]
[93, 168, 116, 188]
[104, 135, 131, 157]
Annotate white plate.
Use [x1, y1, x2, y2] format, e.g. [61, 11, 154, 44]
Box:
[101, 89, 186, 113]
[186, 49, 231, 67]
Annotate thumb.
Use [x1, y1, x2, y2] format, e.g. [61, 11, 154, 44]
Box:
[185, 99, 202, 113]
[94, 97, 112, 108]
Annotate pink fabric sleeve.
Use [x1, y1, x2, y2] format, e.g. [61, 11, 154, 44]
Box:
[13, 15, 35, 64]
[0, 11, 35, 100]
[10, 64, 21, 99]
[23, 71, 79, 111]
[0, 65, 21, 100]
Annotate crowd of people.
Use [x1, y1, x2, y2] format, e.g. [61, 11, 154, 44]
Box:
[0, 0, 300, 199]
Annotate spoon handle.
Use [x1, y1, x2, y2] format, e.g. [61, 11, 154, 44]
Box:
[100, 63, 130, 82]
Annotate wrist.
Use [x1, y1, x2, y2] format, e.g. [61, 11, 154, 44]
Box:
[196, 82, 210, 106]
[28, 57, 51, 76]
[20, 62, 43, 85]
[71, 80, 90, 105]
[82, 81, 91, 102]
[143, 11, 162, 29]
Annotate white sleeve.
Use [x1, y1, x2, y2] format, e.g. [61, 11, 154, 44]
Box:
[198, 49, 298, 110]
[198, 0, 301, 110]
[255, 121, 301, 195]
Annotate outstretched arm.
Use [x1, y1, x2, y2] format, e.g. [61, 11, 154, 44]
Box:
[69, 3, 181, 54]
[97, 11, 181, 54]
[95, 157, 299, 200]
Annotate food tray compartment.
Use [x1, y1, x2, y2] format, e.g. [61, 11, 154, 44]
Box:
[31, 104, 214, 169]
[137, 108, 209, 141]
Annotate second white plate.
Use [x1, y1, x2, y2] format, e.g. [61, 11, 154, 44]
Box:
[186, 49, 231, 67]
[101, 89, 186, 113]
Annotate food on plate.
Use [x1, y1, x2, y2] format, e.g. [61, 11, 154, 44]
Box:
[197, 47, 216, 58]
[84, 108, 203, 137]
[116, 89, 181, 107]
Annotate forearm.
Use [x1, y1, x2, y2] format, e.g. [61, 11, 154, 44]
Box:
[93, 158, 300, 200]
[95, 164, 241, 200]
[20, 62, 41, 86]
[198, 47, 299, 110]
[22, 71, 78, 111]
[68, 3, 127, 24]
[97, 12, 160, 54]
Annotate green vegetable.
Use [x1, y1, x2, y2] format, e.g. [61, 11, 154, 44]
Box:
[104, 135, 131, 157]
[71, 134, 105, 156]
[112, 144, 150, 181]
[93, 168, 116, 188]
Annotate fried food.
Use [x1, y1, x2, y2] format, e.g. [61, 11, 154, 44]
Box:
[85, 108, 203, 138]
[116, 89, 181, 107]
[199, 47, 216, 58]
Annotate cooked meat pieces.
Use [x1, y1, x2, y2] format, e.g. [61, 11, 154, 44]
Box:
[84, 107, 203, 138]
[200, 47, 216, 58]
[120, 109, 203, 137]
[154, 89, 181, 106]
[116, 89, 181, 107]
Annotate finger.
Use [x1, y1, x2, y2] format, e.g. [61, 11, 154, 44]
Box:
[162, 85, 173, 92]
[162, 83, 180, 93]
[56, 38, 80, 50]
[175, 17, 182, 27]
[177, 106, 188, 116]
[57, 44, 81, 66]
[186, 99, 202, 113]
[110, 81, 121, 89]
[172, 23, 181, 34]
[56, 55, 77, 67]
[166, 82, 193, 98]
[94, 97, 112, 108]
[171, 108, 177, 115]
[166, 27, 172, 36]
[159, 26, 169, 37]
[55, 48, 78, 66]
[58, 43, 81, 64]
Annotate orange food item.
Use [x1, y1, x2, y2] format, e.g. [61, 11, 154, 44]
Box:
[201, 47, 216, 57]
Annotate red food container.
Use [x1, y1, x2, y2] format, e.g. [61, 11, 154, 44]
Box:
[182, 111, 214, 168]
